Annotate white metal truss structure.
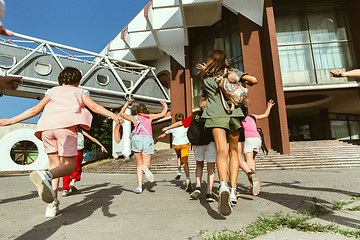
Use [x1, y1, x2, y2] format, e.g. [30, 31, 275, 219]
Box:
[0, 33, 172, 170]
[0, 33, 170, 109]
[102, 0, 264, 67]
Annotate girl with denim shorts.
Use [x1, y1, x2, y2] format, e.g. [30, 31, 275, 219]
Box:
[0, 67, 122, 218]
[120, 98, 168, 194]
[197, 50, 257, 216]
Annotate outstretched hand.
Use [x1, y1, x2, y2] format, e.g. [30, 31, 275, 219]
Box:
[267, 99, 275, 108]
[160, 100, 167, 108]
[100, 146, 108, 153]
[0, 21, 14, 37]
[0, 76, 23, 90]
[0, 119, 11, 126]
[330, 69, 345, 78]
[196, 63, 206, 71]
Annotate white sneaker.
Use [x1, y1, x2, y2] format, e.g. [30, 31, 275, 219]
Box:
[45, 199, 59, 218]
[69, 180, 78, 192]
[230, 188, 237, 204]
[29, 170, 55, 203]
[134, 187, 142, 194]
[142, 165, 154, 182]
[218, 181, 232, 216]
[62, 190, 69, 197]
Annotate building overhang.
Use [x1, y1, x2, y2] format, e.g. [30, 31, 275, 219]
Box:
[101, 0, 264, 67]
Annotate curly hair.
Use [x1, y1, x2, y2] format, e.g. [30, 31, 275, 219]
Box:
[136, 104, 149, 114]
[175, 112, 184, 121]
[58, 67, 82, 85]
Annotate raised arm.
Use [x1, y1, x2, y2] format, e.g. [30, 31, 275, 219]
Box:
[82, 130, 108, 153]
[330, 68, 360, 78]
[0, 96, 50, 126]
[83, 95, 122, 125]
[162, 120, 183, 133]
[149, 100, 168, 120]
[242, 74, 258, 86]
[119, 99, 136, 124]
[114, 122, 121, 144]
[257, 99, 275, 120]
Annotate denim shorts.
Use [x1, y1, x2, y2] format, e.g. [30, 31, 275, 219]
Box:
[131, 134, 154, 154]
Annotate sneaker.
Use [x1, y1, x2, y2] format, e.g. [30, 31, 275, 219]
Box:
[62, 190, 69, 197]
[69, 180, 78, 192]
[175, 171, 181, 180]
[190, 187, 201, 199]
[249, 173, 261, 196]
[230, 188, 237, 204]
[218, 181, 232, 216]
[185, 178, 192, 192]
[134, 187, 142, 194]
[45, 199, 59, 218]
[206, 194, 216, 202]
[142, 165, 154, 182]
[29, 170, 55, 203]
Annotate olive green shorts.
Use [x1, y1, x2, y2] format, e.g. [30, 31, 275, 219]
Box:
[205, 117, 244, 133]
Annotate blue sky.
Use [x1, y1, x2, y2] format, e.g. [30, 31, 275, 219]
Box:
[0, 0, 150, 123]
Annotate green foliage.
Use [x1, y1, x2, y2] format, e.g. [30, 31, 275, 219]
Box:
[332, 200, 349, 210]
[84, 113, 113, 157]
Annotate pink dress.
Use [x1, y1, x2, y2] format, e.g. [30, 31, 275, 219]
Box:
[35, 85, 93, 140]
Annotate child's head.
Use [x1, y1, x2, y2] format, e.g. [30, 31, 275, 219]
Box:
[198, 97, 207, 112]
[58, 67, 82, 86]
[175, 112, 184, 122]
[202, 49, 230, 78]
[135, 104, 149, 115]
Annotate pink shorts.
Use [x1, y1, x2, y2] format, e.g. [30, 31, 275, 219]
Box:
[41, 127, 78, 157]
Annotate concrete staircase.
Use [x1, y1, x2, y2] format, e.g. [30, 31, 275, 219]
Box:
[116, 140, 360, 173]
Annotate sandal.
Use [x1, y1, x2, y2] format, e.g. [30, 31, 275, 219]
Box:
[247, 172, 260, 196]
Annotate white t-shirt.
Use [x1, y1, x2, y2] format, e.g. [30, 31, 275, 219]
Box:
[77, 132, 84, 150]
[165, 126, 189, 146]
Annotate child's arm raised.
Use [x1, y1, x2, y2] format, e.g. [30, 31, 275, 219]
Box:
[82, 130, 108, 153]
[0, 96, 50, 126]
[114, 122, 121, 144]
[242, 74, 258, 86]
[162, 120, 183, 133]
[149, 100, 168, 120]
[82, 95, 122, 125]
[119, 99, 136, 124]
[257, 99, 275, 120]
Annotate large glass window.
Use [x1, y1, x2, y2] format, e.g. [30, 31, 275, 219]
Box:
[275, 0, 356, 86]
[329, 113, 360, 140]
[189, 7, 243, 108]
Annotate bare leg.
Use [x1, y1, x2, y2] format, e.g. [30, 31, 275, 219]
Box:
[183, 163, 190, 178]
[207, 162, 215, 194]
[177, 157, 181, 172]
[48, 153, 76, 199]
[212, 128, 229, 183]
[228, 130, 240, 189]
[239, 143, 252, 174]
[195, 161, 204, 188]
[244, 152, 256, 173]
[134, 152, 143, 188]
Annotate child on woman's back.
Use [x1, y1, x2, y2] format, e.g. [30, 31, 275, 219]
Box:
[0, 67, 122, 217]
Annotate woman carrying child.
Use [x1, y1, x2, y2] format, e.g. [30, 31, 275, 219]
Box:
[0, 67, 122, 217]
[197, 49, 257, 216]
[120, 98, 168, 194]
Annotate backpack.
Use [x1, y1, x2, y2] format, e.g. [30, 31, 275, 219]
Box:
[187, 111, 213, 145]
[249, 115, 269, 155]
[216, 69, 248, 112]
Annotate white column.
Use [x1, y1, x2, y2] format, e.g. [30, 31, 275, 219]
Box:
[112, 108, 132, 160]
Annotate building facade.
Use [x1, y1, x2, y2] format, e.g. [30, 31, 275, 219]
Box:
[103, 0, 360, 154]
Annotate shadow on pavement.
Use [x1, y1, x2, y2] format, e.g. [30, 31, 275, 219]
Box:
[15, 183, 126, 240]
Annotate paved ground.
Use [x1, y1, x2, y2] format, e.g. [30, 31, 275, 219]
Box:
[0, 168, 359, 240]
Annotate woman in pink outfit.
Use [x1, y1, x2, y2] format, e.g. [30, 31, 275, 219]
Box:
[120, 98, 168, 194]
[0, 67, 122, 217]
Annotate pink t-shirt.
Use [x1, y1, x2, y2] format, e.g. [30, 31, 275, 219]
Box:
[134, 114, 152, 136]
[242, 115, 261, 139]
[35, 85, 93, 140]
